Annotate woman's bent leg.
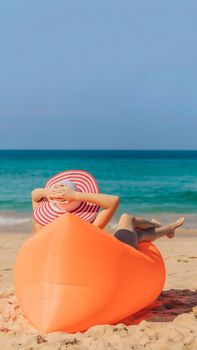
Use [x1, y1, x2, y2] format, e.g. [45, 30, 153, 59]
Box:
[114, 214, 139, 249]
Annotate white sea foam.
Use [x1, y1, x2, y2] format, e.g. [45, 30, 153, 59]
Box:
[0, 216, 32, 226]
[0, 212, 33, 232]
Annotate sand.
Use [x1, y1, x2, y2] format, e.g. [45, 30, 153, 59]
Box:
[0, 229, 197, 350]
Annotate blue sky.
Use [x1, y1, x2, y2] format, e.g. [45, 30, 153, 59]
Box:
[0, 0, 197, 149]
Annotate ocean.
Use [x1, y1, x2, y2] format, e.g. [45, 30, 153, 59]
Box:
[1, 150, 197, 232]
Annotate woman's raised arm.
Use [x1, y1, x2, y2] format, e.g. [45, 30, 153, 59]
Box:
[74, 192, 120, 229]
[51, 186, 120, 229]
[34, 185, 120, 229]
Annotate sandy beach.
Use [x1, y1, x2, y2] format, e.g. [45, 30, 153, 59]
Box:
[0, 228, 197, 350]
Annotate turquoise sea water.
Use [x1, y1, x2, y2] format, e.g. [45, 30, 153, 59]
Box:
[1, 150, 197, 232]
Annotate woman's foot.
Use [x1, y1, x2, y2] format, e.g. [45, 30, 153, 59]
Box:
[166, 217, 185, 238]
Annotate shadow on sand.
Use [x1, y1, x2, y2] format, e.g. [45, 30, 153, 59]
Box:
[122, 289, 197, 325]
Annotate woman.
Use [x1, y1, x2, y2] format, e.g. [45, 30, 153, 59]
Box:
[32, 170, 184, 249]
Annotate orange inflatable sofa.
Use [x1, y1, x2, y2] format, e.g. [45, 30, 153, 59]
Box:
[14, 213, 166, 333]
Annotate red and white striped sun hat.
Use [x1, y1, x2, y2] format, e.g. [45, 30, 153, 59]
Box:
[33, 170, 100, 226]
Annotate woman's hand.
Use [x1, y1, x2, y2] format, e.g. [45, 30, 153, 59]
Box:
[47, 184, 65, 200]
[48, 184, 76, 203]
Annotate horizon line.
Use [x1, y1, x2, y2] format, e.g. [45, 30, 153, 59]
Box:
[1, 149, 197, 152]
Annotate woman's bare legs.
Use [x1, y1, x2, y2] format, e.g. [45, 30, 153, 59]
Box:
[114, 214, 185, 249]
[137, 217, 185, 242]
